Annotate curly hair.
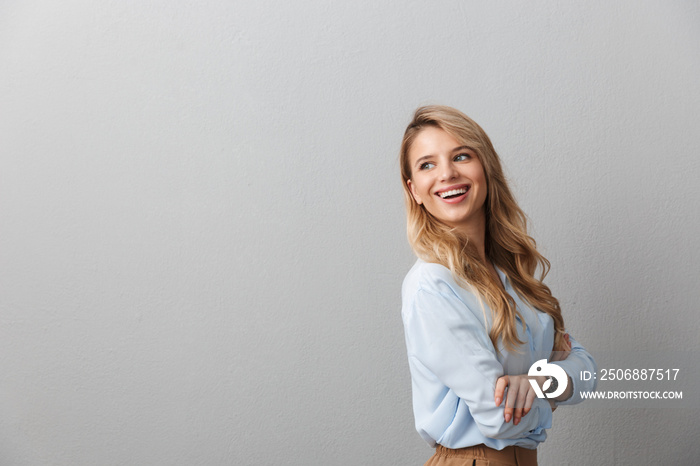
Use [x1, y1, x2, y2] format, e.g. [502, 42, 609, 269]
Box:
[400, 105, 567, 353]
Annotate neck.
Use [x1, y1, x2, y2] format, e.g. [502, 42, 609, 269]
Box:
[453, 210, 488, 264]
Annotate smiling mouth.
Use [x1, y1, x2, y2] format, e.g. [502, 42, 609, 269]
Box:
[437, 186, 469, 199]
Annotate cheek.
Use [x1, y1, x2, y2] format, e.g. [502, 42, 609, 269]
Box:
[473, 165, 487, 187]
[469, 166, 488, 200]
[478, 172, 489, 203]
[407, 178, 423, 203]
[410, 175, 427, 192]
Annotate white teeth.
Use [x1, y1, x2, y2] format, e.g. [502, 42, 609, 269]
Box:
[438, 188, 467, 198]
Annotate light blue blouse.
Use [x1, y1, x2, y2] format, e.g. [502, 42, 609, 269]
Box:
[401, 259, 597, 450]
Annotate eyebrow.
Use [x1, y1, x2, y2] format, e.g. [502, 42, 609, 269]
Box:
[413, 146, 473, 169]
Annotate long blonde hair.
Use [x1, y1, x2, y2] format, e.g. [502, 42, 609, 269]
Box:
[400, 105, 567, 353]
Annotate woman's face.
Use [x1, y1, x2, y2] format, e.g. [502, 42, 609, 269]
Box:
[406, 126, 488, 234]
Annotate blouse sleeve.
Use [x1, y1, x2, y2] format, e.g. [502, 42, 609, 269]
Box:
[403, 282, 553, 441]
[550, 332, 598, 405]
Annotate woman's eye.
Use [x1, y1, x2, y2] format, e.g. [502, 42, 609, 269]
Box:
[454, 153, 471, 161]
[419, 162, 435, 170]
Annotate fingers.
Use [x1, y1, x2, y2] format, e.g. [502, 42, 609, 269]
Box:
[503, 377, 521, 423]
[499, 375, 542, 425]
[503, 391, 513, 423]
[512, 380, 529, 425]
[522, 388, 537, 417]
[494, 376, 508, 407]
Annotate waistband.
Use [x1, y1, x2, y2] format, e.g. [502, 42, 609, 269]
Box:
[435, 444, 537, 464]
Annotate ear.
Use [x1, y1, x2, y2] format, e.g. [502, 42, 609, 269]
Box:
[406, 179, 423, 205]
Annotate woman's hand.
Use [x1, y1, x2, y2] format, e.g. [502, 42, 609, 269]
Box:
[494, 374, 548, 426]
[495, 334, 573, 425]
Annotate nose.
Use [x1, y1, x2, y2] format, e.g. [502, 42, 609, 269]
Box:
[439, 160, 458, 181]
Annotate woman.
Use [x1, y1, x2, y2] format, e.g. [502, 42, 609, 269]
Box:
[400, 106, 596, 466]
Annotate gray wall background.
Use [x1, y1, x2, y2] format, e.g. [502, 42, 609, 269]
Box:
[1, 1, 699, 465]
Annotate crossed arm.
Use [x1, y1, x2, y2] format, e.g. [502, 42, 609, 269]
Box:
[494, 334, 573, 426]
